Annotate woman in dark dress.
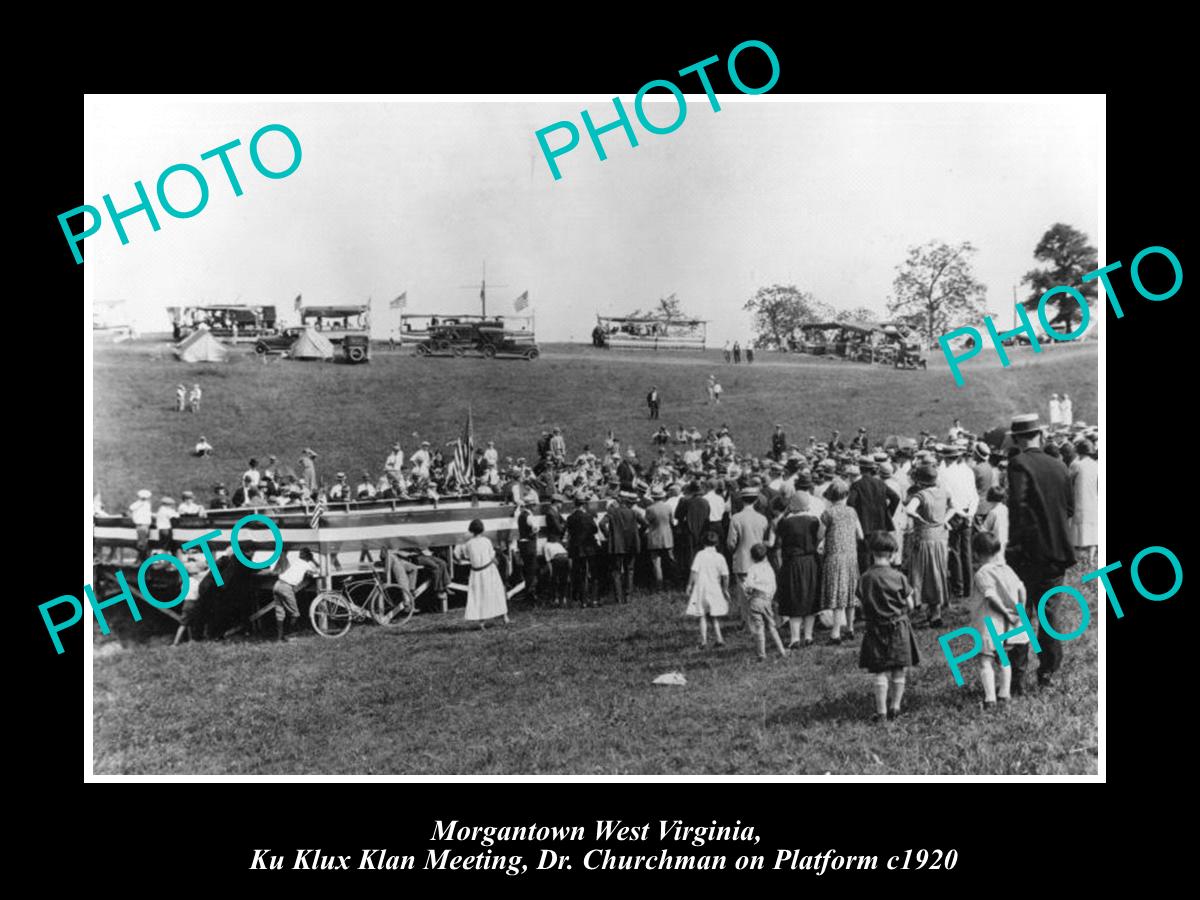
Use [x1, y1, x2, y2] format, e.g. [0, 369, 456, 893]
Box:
[775, 491, 825, 648]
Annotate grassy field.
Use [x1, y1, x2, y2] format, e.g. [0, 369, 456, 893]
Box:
[92, 339, 1097, 504]
[91, 337, 1099, 775]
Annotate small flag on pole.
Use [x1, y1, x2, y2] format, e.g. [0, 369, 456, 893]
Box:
[450, 407, 475, 490]
[294, 293, 303, 311]
[514, 290, 529, 311]
[309, 495, 327, 529]
[390, 291, 408, 310]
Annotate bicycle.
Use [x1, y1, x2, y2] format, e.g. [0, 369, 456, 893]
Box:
[308, 566, 416, 639]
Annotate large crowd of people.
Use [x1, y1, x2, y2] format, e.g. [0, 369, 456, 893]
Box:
[97, 388, 1098, 718]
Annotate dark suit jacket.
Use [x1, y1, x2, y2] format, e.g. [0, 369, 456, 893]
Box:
[674, 495, 711, 544]
[848, 475, 898, 534]
[1007, 446, 1074, 572]
[602, 505, 642, 555]
[565, 508, 599, 557]
[544, 505, 566, 541]
[616, 460, 637, 488]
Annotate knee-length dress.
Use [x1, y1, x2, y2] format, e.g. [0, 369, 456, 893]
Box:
[775, 513, 822, 617]
[857, 564, 921, 672]
[1069, 456, 1098, 547]
[454, 535, 508, 621]
[908, 485, 951, 610]
[820, 504, 860, 610]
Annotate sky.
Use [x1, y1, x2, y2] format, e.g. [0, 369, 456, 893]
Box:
[84, 96, 1101, 342]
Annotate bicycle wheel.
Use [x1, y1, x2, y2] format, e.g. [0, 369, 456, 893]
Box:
[371, 583, 415, 628]
[310, 592, 353, 638]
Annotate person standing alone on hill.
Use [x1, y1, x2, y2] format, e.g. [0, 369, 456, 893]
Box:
[188, 383, 202, 413]
[647, 385, 660, 419]
[175, 384, 186, 413]
[732, 341, 742, 364]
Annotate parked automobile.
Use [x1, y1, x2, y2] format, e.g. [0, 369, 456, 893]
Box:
[342, 334, 370, 363]
[254, 326, 306, 355]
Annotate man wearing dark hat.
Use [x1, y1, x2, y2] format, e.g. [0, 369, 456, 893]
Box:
[850, 427, 869, 454]
[209, 483, 230, 510]
[602, 491, 642, 603]
[848, 454, 900, 573]
[544, 493, 567, 543]
[566, 494, 600, 607]
[617, 449, 640, 491]
[646, 385, 661, 420]
[1006, 413, 1075, 691]
[970, 442, 997, 510]
[673, 480, 709, 577]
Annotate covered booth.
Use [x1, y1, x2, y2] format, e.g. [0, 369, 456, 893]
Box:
[593, 316, 707, 350]
[299, 305, 370, 345]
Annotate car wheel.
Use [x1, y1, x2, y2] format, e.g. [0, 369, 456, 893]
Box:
[348, 346, 366, 362]
[254, 342, 268, 355]
[415, 344, 431, 356]
[481, 344, 496, 359]
[525, 348, 539, 361]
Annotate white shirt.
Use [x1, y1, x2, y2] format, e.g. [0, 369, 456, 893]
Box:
[194, 439, 212, 453]
[129, 498, 153, 526]
[704, 490, 725, 522]
[278, 551, 319, 587]
[154, 505, 178, 530]
[385, 450, 404, 471]
[243, 468, 261, 488]
[1061, 398, 1073, 425]
[543, 540, 567, 562]
[744, 559, 777, 602]
[178, 499, 205, 516]
[483, 447, 498, 467]
[940, 462, 978, 519]
[1049, 398, 1062, 425]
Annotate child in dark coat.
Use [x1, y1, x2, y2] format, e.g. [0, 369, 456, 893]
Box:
[857, 531, 921, 722]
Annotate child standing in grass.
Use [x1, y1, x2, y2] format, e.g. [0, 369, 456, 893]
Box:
[857, 531, 920, 722]
[744, 543, 787, 660]
[970, 530, 1029, 702]
[686, 529, 730, 649]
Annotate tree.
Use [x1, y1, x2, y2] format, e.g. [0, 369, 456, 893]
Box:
[835, 306, 880, 325]
[627, 293, 684, 321]
[1021, 223, 1098, 331]
[887, 241, 987, 347]
[744, 284, 833, 348]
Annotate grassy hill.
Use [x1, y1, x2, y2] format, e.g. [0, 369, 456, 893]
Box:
[91, 338, 1098, 775]
[92, 340, 1097, 504]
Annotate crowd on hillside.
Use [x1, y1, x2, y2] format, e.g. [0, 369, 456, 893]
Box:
[95, 375, 1099, 717]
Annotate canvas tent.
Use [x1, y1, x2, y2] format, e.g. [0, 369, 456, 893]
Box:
[289, 326, 335, 360]
[174, 327, 228, 363]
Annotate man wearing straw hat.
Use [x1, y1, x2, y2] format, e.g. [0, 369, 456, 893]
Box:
[602, 491, 642, 604]
[644, 485, 675, 588]
[1006, 413, 1075, 692]
[728, 483, 769, 608]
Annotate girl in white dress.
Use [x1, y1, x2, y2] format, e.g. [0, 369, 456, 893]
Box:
[454, 519, 509, 629]
[685, 530, 730, 649]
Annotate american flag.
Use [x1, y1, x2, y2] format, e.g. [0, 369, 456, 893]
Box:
[390, 291, 407, 310]
[294, 293, 302, 311]
[514, 290, 529, 311]
[309, 495, 327, 529]
[449, 407, 475, 490]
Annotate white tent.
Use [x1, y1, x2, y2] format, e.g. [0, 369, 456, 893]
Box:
[289, 327, 334, 360]
[174, 327, 228, 363]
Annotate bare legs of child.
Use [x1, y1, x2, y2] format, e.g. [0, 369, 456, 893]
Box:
[979, 655, 1012, 706]
[699, 614, 724, 648]
[750, 616, 787, 660]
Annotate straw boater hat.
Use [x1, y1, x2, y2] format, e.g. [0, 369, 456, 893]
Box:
[794, 471, 814, 490]
[738, 484, 759, 499]
[137, 489, 151, 499]
[858, 454, 877, 471]
[973, 442, 990, 461]
[160, 496, 176, 506]
[181, 490, 194, 498]
[650, 485, 666, 499]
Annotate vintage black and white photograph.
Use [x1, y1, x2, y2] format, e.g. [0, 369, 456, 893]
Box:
[86, 95, 1101, 775]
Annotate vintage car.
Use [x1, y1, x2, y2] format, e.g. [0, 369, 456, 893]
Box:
[342, 334, 371, 363]
[414, 321, 539, 359]
[253, 326, 306, 355]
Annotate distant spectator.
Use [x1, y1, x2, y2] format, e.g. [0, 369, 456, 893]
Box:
[193, 435, 212, 457]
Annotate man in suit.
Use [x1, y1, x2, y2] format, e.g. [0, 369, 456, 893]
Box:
[646, 385, 661, 419]
[847, 455, 900, 573]
[643, 486, 675, 588]
[602, 491, 642, 603]
[727, 485, 769, 610]
[617, 449, 640, 490]
[1006, 413, 1075, 692]
[565, 494, 600, 607]
[771, 424, 787, 460]
[673, 481, 709, 579]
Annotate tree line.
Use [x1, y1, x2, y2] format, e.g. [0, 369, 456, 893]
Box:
[743, 224, 1098, 349]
